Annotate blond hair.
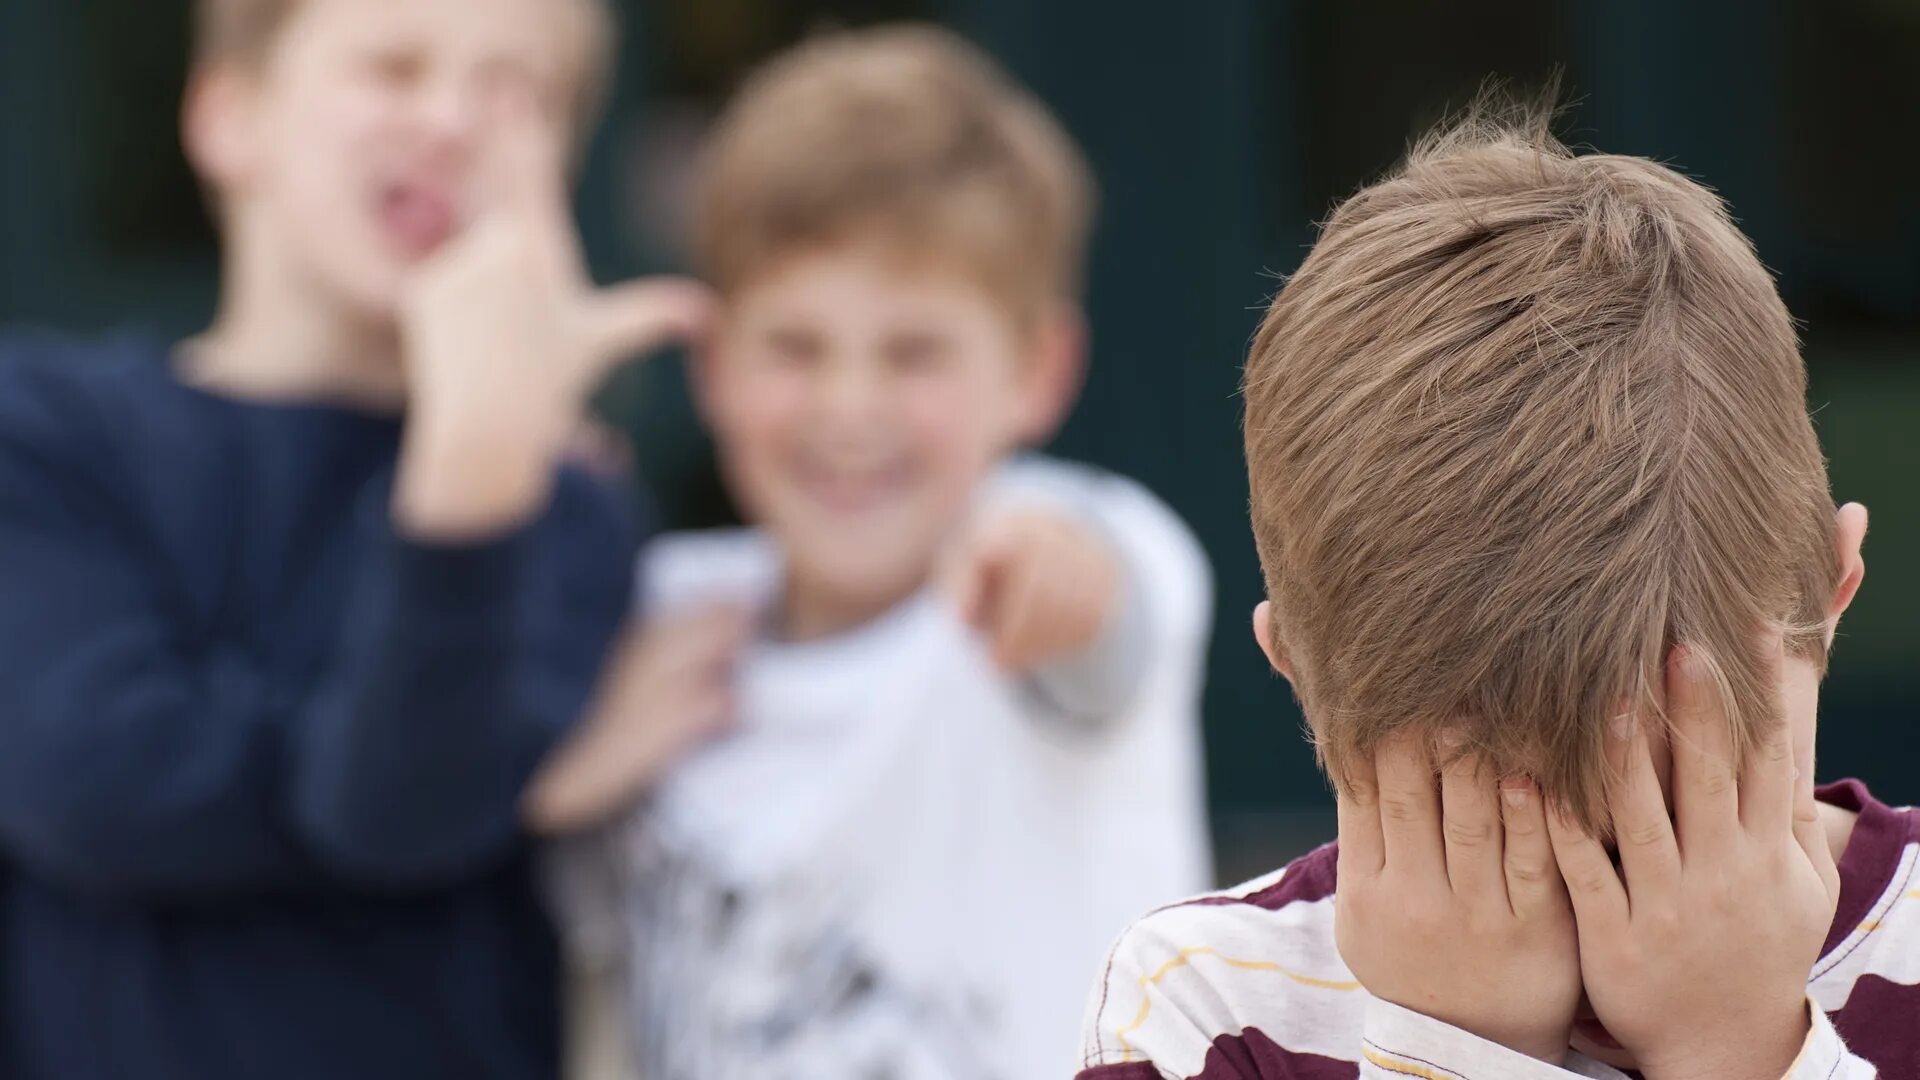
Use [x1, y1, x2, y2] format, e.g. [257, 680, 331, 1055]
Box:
[693, 23, 1096, 320]
[192, 0, 617, 123]
[1243, 106, 1839, 832]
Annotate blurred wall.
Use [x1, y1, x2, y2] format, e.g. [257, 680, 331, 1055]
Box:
[2, 0, 1915, 877]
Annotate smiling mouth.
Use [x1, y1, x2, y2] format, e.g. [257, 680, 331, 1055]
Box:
[793, 462, 912, 513]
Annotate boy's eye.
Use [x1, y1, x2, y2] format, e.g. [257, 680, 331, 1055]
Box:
[365, 50, 427, 87]
[764, 327, 824, 368]
[883, 334, 951, 372]
[476, 60, 557, 113]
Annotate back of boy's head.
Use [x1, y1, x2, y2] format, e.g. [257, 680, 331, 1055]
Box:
[693, 23, 1095, 322]
[1243, 104, 1839, 832]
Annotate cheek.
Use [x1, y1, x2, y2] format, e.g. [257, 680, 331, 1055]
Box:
[710, 370, 807, 467]
[268, 85, 388, 194]
[898, 368, 1021, 468]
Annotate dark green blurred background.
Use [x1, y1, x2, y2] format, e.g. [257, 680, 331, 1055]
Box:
[2, 0, 1915, 880]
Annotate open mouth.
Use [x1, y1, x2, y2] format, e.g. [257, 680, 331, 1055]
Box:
[375, 181, 459, 258]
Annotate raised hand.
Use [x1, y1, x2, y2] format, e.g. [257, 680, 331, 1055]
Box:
[1333, 732, 1582, 1063]
[395, 91, 713, 537]
[942, 507, 1120, 672]
[1546, 640, 1841, 1079]
[521, 605, 751, 835]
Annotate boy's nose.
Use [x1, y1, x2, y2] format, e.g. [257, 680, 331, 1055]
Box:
[414, 78, 488, 151]
[818, 363, 886, 422]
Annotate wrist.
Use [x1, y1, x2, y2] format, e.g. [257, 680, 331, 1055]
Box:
[1458, 1019, 1569, 1066]
[394, 408, 562, 540]
[1637, 1000, 1812, 1080]
[1363, 995, 1573, 1072]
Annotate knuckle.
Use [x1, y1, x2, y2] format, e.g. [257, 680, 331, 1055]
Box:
[1378, 794, 1424, 823]
[1345, 780, 1380, 810]
[1643, 908, 1683, 940]
[1696, 764, 1735, 798]
[1502, 809, 1539, 836]
[1399, 901, 1446, 936]
[1504, 855, 1554, 886]
[1623, 820, 1670, 849]
[1445, 819, 1496, 848]
[1568, 868, 1614, 896]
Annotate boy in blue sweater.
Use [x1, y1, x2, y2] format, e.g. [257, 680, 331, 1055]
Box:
[0, 1, 718, 1077]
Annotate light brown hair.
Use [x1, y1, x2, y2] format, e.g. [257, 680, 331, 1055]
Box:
[192, 0, 617, 123]
[1243, 105, 1839, 831]
[693, 23, 1096, 321]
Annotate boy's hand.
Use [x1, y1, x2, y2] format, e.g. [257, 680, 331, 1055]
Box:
[1546, 641, 1840, 1080]
[1334, 733, 1580, 1063]
[943, 507, 1120, 672]
[522, 606, 750, 835]
[395, 93, 712, 538]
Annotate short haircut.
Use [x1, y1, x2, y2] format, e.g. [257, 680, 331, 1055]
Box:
[1243, 105, 1839, 832]
[191, 0, 617, 123]
[692, 23, 1096, 321]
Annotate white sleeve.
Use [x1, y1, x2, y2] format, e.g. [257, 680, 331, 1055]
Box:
[1786, 1003, 1876, 1079]
[1361, 999, 1627, 1079]
[985, 457, 1213, 724]
[1362, 997, 1875, 1080]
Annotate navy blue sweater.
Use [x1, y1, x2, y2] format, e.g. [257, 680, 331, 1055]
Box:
[0, 333, 636, 1079]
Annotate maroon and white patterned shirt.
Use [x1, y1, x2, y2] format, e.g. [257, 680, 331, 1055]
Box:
[1077, 780, 1917, 1079]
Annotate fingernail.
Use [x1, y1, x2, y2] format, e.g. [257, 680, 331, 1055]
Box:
[1503, 787, 1529, 808]
[1610, 713, 1635, 741]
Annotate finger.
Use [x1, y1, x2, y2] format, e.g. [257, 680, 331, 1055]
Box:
[1546, 800, 1629, 930]
[1740, 632, 1796, 838]
[1500, 778, 1565, 919]
[1793, 790, 1842, 908]
[1334, 751, 1385, 879]
[1439, 748, 1505, 898]
[990, 541, 1051, 670]
[1667, 644, 1739, 855]
[942, 553, 991, 631]
[564, 419, 635, 478]
[1032, 525, 1103, 658]
[968, 520, 1029, 631]
[1374, 731, 1446, 883]
[1606, 695, 1679, 896]
[646, 605, 752, 672]
[943, 516, 1016, 628]
[1790, 699, 1827, 904]
[473, 90, 579, 284]
[481, 88, 570, 226]
[581, 278, 717, 366]
[1064, 526, 1119, 646]
[688, 684, 738, 738]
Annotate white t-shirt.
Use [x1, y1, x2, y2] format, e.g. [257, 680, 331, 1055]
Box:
[591, 457, 1212, 1080]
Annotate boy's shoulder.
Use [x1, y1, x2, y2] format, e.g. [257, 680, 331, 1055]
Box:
[0, 330, 182, 482]
[0, 329, 166, 423]
[1077, 843, 1364, 1079]
[1808, 780, 1920, 1037]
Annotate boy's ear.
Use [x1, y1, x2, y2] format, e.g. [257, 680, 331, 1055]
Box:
[1252, 600, 1296, 685]
[1015, 303, 1088, 445]
[1826, 502, 1868, 643]
[182, 65, 262, 197]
